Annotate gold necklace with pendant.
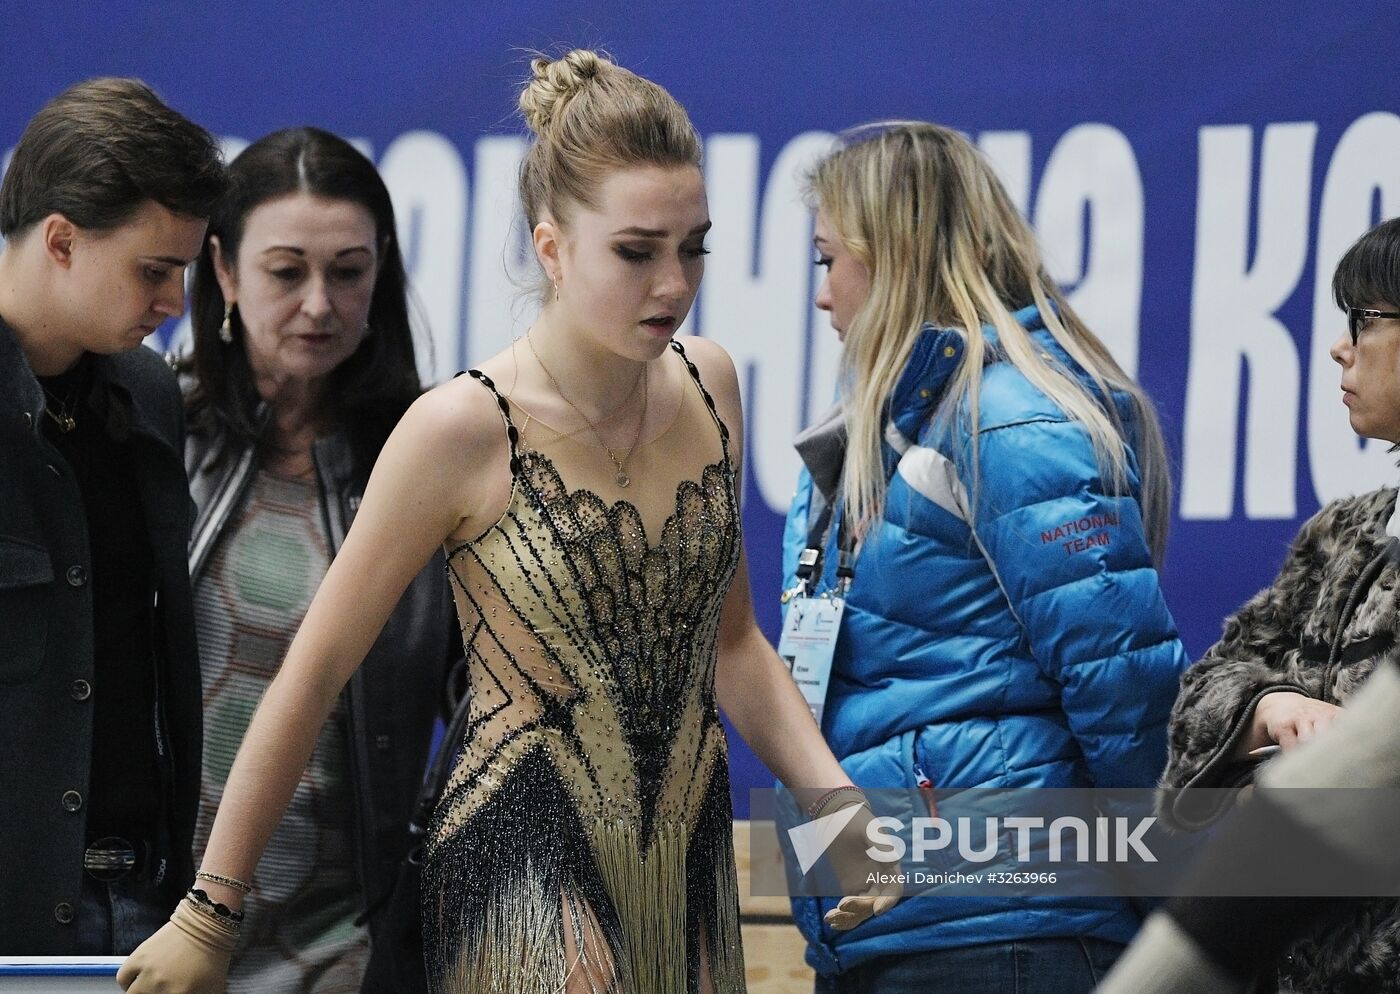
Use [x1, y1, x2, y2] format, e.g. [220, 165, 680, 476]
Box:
[526, 331, 646, 488]
[41, 384, 78, 433]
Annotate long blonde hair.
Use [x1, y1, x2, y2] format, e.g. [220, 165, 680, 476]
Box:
[810, 121, 1171, 562]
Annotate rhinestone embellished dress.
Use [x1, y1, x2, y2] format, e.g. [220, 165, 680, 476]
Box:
[423, 341, 746, 993]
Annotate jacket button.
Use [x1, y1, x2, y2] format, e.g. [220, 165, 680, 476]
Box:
[71, 679, 92, 701]
[943, 346, 956, 357]
[54, 902, 74, 925]
[61, 790, 83, 812]
[918, 389, 931, 399]
[22, 411, 33, 428]
[66, 565, 87, 587]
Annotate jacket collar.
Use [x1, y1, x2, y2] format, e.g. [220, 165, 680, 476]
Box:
[0, 312, 176, 445]
[796, 303, 1049, 492]
[0, 313, 45, 433]
[888, 303, 1056, 442]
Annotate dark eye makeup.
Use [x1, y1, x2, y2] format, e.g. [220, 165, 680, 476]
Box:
[615, 242, 711, 263]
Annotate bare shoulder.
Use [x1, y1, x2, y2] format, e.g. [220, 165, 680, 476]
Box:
[675, 335, 742, 431]
[400, 373, 510, 457]
[374, 373, 515, 539]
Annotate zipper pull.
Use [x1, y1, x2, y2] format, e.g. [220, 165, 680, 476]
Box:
[913, 763, 938, 818]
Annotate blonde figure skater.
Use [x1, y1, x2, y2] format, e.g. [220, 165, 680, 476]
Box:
[120, 51, 893, 994]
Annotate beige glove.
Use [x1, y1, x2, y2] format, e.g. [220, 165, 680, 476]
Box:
[813, 795, 902, 930]
[117, 897, 237, 993]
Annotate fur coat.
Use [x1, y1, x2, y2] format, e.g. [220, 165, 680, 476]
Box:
[1162, 486, 1400, 994]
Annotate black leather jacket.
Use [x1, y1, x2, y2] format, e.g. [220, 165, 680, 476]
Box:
[184, 410, 461, 954]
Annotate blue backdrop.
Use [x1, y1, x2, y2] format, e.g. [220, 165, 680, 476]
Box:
[6, 3, 1398, 815]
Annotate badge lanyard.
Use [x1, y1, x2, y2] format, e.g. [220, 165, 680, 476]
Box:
[780, 489, 939, 811]
[779, 493, 856, 724]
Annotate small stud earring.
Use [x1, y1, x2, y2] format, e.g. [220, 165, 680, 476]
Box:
[219, 303, 234, 344]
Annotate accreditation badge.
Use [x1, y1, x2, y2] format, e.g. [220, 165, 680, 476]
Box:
[777, 595, 845, 725]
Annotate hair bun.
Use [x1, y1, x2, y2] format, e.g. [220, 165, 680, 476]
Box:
[519, 49, 610, 135]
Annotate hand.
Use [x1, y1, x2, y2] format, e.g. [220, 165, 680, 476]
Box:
[816, 798, 902, 931]
[1240, 691, 1343, 757]
[117, 899, 236, 993]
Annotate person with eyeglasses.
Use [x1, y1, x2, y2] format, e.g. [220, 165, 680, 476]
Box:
[1150, 215, 1400, 993]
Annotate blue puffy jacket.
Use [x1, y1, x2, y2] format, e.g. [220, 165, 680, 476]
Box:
[782, 305, 1189, 975]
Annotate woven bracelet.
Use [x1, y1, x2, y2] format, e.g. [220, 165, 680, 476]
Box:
[196, 870, 252, 895]
[806, 784, 867, 819]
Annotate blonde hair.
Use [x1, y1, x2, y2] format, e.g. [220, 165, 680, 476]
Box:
[811, 121, 1171, 562]
[517, 49, 700, 231]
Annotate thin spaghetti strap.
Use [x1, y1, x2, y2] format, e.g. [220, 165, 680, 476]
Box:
[668, 339, 732, 463]
[456, 369, 523, 478]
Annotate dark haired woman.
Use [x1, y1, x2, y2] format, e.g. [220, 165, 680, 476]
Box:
[180, 127, 459, 993]
[1157, 216, 1400, 993]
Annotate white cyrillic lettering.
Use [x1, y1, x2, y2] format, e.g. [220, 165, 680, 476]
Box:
[464, 137, 536, 367]
[1181, 123, 1316, 519]
[700, 131, 834, 512]
[978, 130, 1032, 216]
[218, 135, 249, 164]
[1035, 124, 1145, 376]
[379, 130, 468, 384]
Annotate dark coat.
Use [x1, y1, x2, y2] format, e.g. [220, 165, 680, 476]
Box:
[0, 321, 202, 954]
[184, 410, 462, 970]
[1162, 487, 1400, 994]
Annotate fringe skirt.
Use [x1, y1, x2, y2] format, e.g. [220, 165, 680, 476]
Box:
[422, 746, 745, 993]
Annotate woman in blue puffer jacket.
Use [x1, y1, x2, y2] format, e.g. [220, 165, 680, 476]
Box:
[784, 120, 1190, 993]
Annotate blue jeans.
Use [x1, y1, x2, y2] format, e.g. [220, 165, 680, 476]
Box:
[814, 938, 1124, 994]
[74, 873, 171, 955]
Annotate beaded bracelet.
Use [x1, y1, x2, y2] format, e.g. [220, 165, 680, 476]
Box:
[181, 896, 242, 938]
[806, 784, 868, 819]
[196, 870, 252, 895]
[186, 886, 246, 925]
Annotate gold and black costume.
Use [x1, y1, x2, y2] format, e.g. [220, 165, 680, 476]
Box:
[424, 342, 746, 993]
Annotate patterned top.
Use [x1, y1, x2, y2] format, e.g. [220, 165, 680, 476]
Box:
[193, 470, 368, 994]
[423, 342, 747, 994]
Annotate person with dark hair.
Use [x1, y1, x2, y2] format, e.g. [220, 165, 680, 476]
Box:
[178, 127, 461, 993]
[1143, 216, 1400, 992]
[0, 77, 224, 955]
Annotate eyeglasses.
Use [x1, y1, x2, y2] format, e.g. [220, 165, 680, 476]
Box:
[1347, 306, 1400, 345]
